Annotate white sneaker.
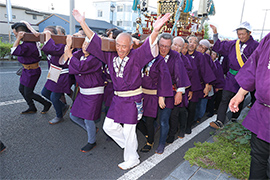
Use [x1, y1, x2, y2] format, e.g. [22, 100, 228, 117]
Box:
[118, 159, 140, 170]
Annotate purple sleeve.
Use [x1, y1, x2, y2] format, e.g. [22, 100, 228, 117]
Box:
[157, 56, 173, 97]
[86, 34, 110, 64]
[174, 53, 191, 88]
[69, 50, 102, 75]
[12, 42, 30, 56]
[212, 39, 235, 56]
[198, 53, 216, 84]
[41, 38, 65, 56]
[135, 37, 155, 69]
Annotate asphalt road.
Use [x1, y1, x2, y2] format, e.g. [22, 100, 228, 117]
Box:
[0, 65, 248, 180]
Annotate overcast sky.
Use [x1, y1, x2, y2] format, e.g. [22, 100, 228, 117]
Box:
[2, 0, 270, 40]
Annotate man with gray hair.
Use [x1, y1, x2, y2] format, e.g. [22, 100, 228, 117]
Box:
[155, 33, 191, 154]
[166, 36, 201, 142]
[209, 22, 259, 129]
[185, 35, 216, 134]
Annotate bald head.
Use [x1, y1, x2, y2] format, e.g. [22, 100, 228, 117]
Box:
[171, 36, 185, 53]
[115, 32, 133, 59]
[116, 32, 133, 46]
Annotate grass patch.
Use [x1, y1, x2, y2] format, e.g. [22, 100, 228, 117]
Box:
[184, 120, 251, 179]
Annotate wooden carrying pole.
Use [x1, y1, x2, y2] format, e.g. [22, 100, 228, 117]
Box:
[22, 33, 145, 51]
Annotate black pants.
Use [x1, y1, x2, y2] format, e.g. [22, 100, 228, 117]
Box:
[19, 83, 48, 110]
[168, 107, 188, 137]
[186, 101, 197, 130]
[214, 90, 223, 111]
[249, 133, 270, 179]
[137, 116, 155, 144]
[216, 90, 244, 124]
[250, 90, 256, 107]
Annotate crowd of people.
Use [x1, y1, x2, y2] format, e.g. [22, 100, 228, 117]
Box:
[3, 9, 269, 177]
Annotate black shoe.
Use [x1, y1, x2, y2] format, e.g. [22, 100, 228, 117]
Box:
[231, 118, 237, 123]
[41, 102, 52, 114]
[140, 142, 153, 153]
[166, 136, 175, 144]
[185, 128, 192, 134]
[21, 108, 37, 114]
[80, 142, 96, 153]
[0, 142, 6, 153]
[178, 131, 185, 139]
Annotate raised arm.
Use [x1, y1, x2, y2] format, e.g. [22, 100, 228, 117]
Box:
[150, 13, 171, 44]
[20, 20, 40, 37]
[210, 24, 218, 43]
[72, 10, 94, 40]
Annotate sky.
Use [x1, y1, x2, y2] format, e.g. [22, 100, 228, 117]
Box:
[1, 0, 270, 40]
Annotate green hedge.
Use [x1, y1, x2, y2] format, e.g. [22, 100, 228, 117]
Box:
[0, 39, 13, 59]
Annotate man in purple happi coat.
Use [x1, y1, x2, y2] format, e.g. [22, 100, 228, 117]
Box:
[41, 26, 72, 125]
[185, 36, 216, 134]
[62, 35, 104, 153]
[195, 39, 217, 123]
[155, 33, 191, 154]
[73, 9, 171, 170]
[210, 22, 259, 129]
[11, 23, 51, 114]
[137, 55, 173, 152]
[167, 36, 200, 142]
[229, 33, 270, 179]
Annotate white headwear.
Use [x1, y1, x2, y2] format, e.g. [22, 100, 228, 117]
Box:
[199, 39, 210, 49]
[235, 21, 252, 32]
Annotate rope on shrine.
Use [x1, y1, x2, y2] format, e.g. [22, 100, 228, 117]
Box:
[170, 0, 186, 36]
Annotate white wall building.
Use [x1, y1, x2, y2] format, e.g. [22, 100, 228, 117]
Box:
[93, 0, 157, 33]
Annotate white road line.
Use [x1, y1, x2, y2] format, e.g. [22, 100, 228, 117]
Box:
[117, 115, 217, 180]
[0, 99, 26, 106]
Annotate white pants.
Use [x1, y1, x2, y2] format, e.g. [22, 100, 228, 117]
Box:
[103, 117, 139, 162]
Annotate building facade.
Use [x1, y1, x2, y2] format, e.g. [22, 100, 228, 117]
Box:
[93, 0, 156, 33]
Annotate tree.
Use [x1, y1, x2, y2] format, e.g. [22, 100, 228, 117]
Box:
[204, 23, 210, 39]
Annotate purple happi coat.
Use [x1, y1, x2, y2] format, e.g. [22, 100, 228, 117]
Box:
[69, 50, 104, 121]
[212, 36, 259, 93]
[103, 64, 114, 107]
[164, 50, 191, 109]
[11, 41, 41, 88]
[86, 34, 156, 124]
[142, 55, 173, 117]
[235, 33, 270, 143]
[41, 38, 72, 94]
[186, 51, 216, 101]
[213, 59, 225, 90]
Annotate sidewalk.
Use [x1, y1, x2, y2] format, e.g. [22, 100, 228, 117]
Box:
[164, 107, 250, 180]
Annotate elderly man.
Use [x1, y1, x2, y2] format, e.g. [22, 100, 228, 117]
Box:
[229, 33, 270, 180]
[155, 33, 191, 153]
[167, 36, 201, 142]
[185, 35, 216, 134]
[73, 9, 171, 170]
[195, 39, 218, 123]
[210, 22, 259, 129]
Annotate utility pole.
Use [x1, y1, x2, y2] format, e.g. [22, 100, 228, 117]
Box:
[261, 9, 270, 40]
[240, 0, 246, 23]
[70, 0, 75, 35]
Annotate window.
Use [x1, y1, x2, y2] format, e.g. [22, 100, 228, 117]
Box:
[117, 5, 123, 12]
[133, 22, 137, 27]
[33, 15, 37, 20]
[5, 14, 16, 19]
[125, 5, 132, 12]
[98, 10, 102, 17]
[123, 21, 131, 26]
[117, 21, 122, 26]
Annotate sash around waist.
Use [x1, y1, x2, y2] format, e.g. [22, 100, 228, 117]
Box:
[79, 86, 104, 95]
[142, 88, 157, 95]
[114, 86, 143, 97]
[22, 62, 39, 70]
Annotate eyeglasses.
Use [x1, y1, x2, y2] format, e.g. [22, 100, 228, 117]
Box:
[159, 44, 171, 49]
